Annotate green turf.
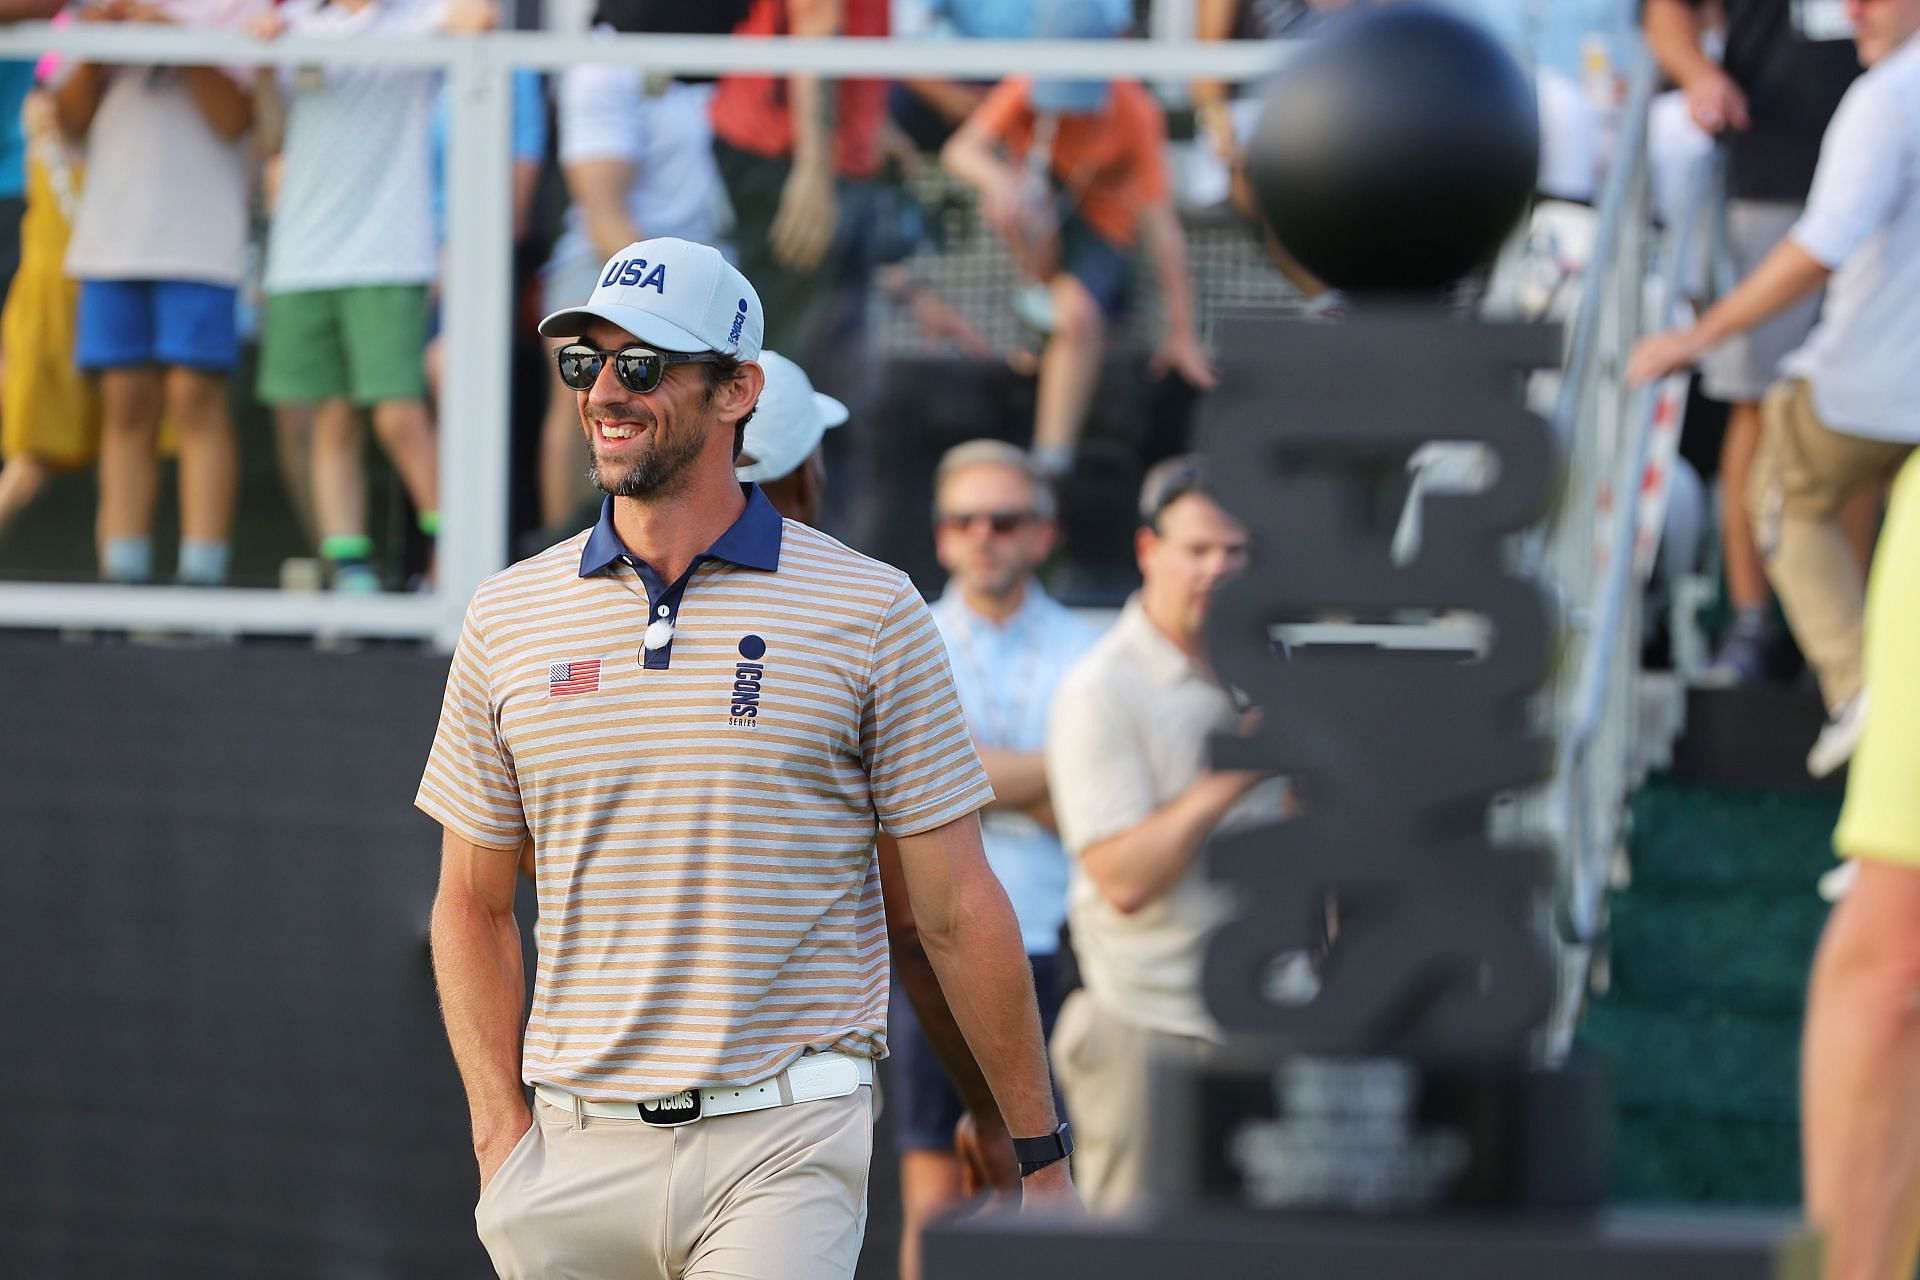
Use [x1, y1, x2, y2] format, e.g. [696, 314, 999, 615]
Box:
[1578, 777, 1842, 1206]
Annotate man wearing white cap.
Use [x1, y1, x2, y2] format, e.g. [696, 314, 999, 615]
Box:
[419, 236, 1078, 1280]
[734, 349, 848, 526]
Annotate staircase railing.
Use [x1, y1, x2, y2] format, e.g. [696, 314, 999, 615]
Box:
[1540, 64, 1726, 1056]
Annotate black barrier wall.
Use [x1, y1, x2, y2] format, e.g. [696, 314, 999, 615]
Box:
[0, 635, 906, 1279]
[0, 636, 501, 1277]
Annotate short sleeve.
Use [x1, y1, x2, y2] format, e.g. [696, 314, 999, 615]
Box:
[1791, 77, 1908, 269]
[416, 600, 529, 850]
[862, 580, 995, 837]
[969, 76, 1034, 147]
[558, 62, 646, 167]
[1046, 659, 1156, 855]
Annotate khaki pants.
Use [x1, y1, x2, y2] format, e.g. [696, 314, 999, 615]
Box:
[1049, 989, 1212, 1216]
[476, 1087, 873, 1280]
[1750, 379, 1911, 710]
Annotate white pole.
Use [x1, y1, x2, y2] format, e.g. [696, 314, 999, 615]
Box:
[433, 44, 517, 649]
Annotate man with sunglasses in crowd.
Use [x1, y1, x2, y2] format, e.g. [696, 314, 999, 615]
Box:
[419, 236, 1078, 1280]
[885, 439, 1097, 1280]
[1044, 454, 1289, 1214]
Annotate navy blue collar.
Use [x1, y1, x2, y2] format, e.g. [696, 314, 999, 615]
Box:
[578, 484, 784, 578]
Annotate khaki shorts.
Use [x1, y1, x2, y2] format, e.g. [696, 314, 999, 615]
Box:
[477, 1086, 873, 1280]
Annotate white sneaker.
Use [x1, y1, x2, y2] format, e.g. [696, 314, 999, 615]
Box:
[1808, 691, 1869, 779]
[1818, 861, 1859, 902]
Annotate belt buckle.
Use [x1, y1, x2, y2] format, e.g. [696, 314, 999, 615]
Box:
[638, 1089, 703, 1127]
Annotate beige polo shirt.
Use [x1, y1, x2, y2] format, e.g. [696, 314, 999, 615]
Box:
[418, 488, 994, 1100]
[1046, 596, 1287, 1040]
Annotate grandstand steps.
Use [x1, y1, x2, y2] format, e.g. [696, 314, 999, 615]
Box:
[1579, 683, 1843, 1208]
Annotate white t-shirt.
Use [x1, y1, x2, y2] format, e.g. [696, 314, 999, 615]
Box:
[63, 0, 264, 286]
[1782, 35, 1920, 444]
[546, 51, 725, 272]
[263, 0, 444, 293]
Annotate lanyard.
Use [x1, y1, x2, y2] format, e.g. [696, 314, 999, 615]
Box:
[945, 599, 1046, 752]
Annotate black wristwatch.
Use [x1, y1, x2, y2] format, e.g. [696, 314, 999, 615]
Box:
[1012, 1122, 1074, 1178]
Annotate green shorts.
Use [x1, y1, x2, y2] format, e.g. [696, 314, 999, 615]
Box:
[257, 284, 429, 407]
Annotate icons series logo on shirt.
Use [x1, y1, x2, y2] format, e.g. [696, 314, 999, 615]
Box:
[729, 635, 767, 726]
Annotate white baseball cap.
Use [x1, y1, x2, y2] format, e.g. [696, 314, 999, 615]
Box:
[538, 237, 765, 362]
[735, 351, 849, 483]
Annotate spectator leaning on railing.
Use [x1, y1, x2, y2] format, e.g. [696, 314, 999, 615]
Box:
[1643, 0, 1864, 692]
[1630, 0, 1920, 781]
[54, 0, 261, 587]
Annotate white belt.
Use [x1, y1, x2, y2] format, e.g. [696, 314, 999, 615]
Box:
[534, 1051, 873, 1126]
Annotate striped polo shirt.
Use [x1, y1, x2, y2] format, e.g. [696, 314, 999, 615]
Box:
[417, 486, 994, 1100]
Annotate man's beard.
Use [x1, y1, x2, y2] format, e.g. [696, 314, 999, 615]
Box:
[588, 415, 704, 500]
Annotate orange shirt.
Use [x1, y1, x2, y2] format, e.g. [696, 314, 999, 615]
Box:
[709, 0, 891, 180]
[969, 76, 1171, 249]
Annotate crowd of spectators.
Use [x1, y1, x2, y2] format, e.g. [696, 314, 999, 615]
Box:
[0, 0, 1662, 592]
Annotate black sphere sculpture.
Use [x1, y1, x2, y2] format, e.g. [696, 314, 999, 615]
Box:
[1246, 4, 1539, 294]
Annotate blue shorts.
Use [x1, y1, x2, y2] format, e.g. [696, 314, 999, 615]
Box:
[75, 279, 240, 373]
[890, 951, 1064, 1152]
[1058, 215, 1131, 321]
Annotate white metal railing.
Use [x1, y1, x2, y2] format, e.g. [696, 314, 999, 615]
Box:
[1539, 60, 1725, 1054]
[0, 25, 1288, 647]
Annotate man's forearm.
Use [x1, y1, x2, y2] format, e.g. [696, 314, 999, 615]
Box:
[1695, 238, 1830, 348]
[51, 63, 106, 138]
[786, 0, 839, 169]
[941, 130, 1013, 198]
[430, 891, 529, 1144]
[1081, 771, 1253, 915]
[979, 747, 1049, 810]
[877, 834, 1004, 1124]
[181, 66, 252, 140]
[1144, 203, 1200, 340]
[1643, 0, 1715, 87]
[918, 869, 1058, 1138]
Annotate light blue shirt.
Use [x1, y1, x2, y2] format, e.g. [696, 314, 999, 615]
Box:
[931, 584, 1101, 955]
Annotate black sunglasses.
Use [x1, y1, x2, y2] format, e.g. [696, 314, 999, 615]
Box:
[554, 343, 723, 394]
[937, 509, 1039, 535]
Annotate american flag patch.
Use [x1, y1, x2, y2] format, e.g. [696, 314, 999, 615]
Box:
[549, 659, 601, 697]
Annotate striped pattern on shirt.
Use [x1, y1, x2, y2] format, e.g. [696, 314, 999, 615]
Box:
[417, 515, 993, 1100]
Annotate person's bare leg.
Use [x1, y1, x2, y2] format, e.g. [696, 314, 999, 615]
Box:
[310, 396, 368, 553]
[165, 367, 236, 546]
[370, 397, 438, 516]
[898, 1149, 965, 1280]
[0, 455, 51, 541]
[1722, 402, 1771, 612]
[273, 404, 317, 550]
[96, 366, 164, 578]
[1841, 481, 1886, 578]
[539, 338, 590, 527]
[1030, 273, 1105, 474]
[1802, 858, 1920, 1280]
